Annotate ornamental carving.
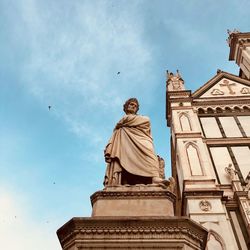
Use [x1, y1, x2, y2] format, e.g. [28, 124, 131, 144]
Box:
[219, 80, 236, 95]
[211, 89, 224, 95]
[58, 217, 207, 246]
[199, 200, 212, 212]
[246, 209, 250, 215]
[241, 87, 250, 94]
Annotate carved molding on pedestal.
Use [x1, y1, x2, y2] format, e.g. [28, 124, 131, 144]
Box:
[57, 217, 208, 250]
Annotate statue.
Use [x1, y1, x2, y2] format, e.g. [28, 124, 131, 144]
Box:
[103, 98, 167, 186]
[225, 163, 238, 180]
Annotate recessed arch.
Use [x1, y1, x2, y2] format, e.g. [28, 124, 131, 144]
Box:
[216, 107, 223, 113]
[243, 106, 250, 112]
[179, 112, 192, 131]
[206, 230, 226, 250]
[207, 107, 214, 114]
[186, 142, 203, 176]
[198, 108, 205, 114]
[233, 106, 241, 112]
[225, 106, 232, 112]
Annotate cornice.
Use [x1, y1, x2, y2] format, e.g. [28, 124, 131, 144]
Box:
[91, 190, 176, 206]
[57, 217, 208, 249]
[175, 132, 202, 139]
[234, 190, 249, 199]
[205, 138, 250, 146]
[183, 190, 223, 198]
[167, 90, 191, 97]
[193, 98, 250, 106]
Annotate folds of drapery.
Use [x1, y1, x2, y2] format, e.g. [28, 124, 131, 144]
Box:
[104, 114, 160, 182]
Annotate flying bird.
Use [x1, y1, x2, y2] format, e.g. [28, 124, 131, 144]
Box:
[117, 72, 120, 75]
[48, 106, 51, 110]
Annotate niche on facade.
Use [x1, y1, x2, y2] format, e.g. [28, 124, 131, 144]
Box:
[206, 230, 226, 250]
[179, 112, 192, 131]
[185, 142, 203, 176]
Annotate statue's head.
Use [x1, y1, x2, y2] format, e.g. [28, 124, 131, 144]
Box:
[123, 98, 139, 114]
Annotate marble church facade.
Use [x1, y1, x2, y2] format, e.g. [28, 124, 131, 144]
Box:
[167, 31, 250, 249]
[57, 31, 250, 249]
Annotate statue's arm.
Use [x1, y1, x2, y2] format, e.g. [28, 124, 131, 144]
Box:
[104, 142, 112, 163]
[114, 116, 127, 130]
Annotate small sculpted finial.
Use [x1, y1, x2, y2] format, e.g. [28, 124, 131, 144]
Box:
[227, 29, 240, 35]
[166, 69, 185, 91]
[227, 29, 240, 45]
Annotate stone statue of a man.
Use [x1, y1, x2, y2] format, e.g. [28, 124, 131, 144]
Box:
[104, 98, 166, 186]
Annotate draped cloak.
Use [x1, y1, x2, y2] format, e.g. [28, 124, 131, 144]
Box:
[104, 114, 160, 182]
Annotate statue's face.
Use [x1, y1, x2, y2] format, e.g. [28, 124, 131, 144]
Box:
[126, 101, 138, 114]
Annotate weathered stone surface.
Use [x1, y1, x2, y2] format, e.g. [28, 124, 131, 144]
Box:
[91, 185, 176, 217]
[57, 217, 208, 250]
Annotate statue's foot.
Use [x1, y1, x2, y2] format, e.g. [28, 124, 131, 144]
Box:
[152, 177, 170, 185]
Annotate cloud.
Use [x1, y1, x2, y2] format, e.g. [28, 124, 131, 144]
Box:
[3, 0, 154, 146]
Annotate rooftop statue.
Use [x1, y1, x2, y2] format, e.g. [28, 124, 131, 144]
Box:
[166, 70, 185, 91]
[104, 98, 168, 186]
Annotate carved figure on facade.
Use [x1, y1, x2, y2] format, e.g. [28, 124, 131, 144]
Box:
[225, 163, 238, 180]
[199, 200, 212, 212]
[104, 98, 169, 187]
[166, 70, 185, 91]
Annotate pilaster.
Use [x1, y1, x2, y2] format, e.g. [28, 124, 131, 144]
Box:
[228, 30, 250, 79]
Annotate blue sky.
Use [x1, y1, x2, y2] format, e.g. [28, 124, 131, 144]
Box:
[0, 0, 249, 249]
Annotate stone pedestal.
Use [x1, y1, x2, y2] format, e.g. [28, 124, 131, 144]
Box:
[57, 185, 208, 249]
[91, 185, 175, 217]
[57, 216, 208, 250]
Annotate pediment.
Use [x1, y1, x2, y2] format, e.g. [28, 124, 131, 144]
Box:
[192, 71, 250, 99]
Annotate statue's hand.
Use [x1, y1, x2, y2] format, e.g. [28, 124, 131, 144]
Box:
[115, 123, 122, 129]
[105, 154, 112, 163]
